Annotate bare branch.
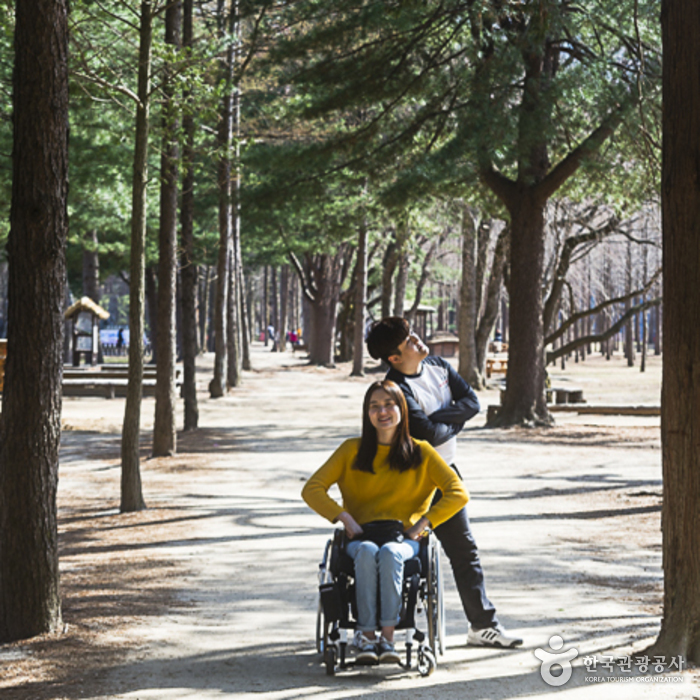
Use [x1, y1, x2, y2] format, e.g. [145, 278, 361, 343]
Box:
[73, 71, 141, 106]
[545, 267, 662, 346]
[286, 250, 316, 303]
[547, 296, 661, 363]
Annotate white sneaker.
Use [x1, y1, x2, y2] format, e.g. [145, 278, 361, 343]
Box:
[355, 634, 378, 664]
[467, 624, 523, 648]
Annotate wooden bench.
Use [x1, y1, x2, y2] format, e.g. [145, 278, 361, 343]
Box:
[547, 387, 585, 404]
[62, 366, 182, 399]
[62, 378, 157, 399]
[486, 357, 508, 378]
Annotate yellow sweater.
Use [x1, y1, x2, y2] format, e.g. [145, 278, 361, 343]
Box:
[301, 438, 469, 529]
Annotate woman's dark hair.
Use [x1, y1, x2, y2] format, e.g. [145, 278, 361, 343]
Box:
[353, 380, 422, 473]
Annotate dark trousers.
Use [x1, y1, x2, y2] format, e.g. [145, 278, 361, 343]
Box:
[433, 487, 498, 630]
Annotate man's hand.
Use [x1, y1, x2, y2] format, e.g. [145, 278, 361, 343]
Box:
[405, 516, 432, 541]
[336, 511, 364, 539]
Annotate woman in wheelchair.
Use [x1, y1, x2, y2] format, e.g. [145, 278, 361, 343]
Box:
[302, 380, 468, 665]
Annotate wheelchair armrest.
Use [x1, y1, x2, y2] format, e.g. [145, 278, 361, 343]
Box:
[330, 528, 354, 576]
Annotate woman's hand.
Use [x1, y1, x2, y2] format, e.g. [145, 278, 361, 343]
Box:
[336, 511, 364, 539]
[405, 517, 431, 541]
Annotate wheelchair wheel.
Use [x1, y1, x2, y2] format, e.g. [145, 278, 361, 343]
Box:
[324, 646, 337, 676]
[417, 647, 436, 677]
[426, 536, 445, 655]
[316, 599, 328, 653]
[316, 538, 334, 653]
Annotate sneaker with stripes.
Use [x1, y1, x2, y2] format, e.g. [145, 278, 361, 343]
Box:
[467, 624, 523, 648]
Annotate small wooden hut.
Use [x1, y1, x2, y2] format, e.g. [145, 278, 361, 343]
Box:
[64, 297, 110, 366]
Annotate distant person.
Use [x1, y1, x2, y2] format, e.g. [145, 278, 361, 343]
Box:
[288, 329, 298, 352]
[493, 330, 503, 353]
[116, 327, 124, 355]
[267, 324, 278, 351]
[366, 317, 523, 649]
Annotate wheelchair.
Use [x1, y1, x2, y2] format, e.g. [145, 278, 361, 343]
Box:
[315, 527, 445, 676]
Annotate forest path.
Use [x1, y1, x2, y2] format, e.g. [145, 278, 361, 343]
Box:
[6, 344, 696, 699]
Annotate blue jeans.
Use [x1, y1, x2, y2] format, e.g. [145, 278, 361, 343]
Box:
[346, 538, 420, 632]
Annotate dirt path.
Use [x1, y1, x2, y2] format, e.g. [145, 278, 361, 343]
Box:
[1, 346, 697, 699]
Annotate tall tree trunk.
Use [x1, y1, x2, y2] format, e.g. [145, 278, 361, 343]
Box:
[227, 44, 242, 387]
[351, 219, 367, 376]
[145, 265, 157, 364]
[648, 0, 700, 664]
[392, 214, 410, 318]
[153, 0, 181, 456]
[278, 264, 289, 353]
[240, 265, 251, 370]
[624, 241, 635, 367]
[199, 265, 210, 352]
[226, 242, 241, 385]
[296, 251, 347, 366]
[641, 237, 648, 373]
[82, 230, 100, 301]
[180, 0, 199, 430]
[270, 266, 279, 350]
[263, 265, 269, 346]
[0, 0, 68, 642]
[492, 194, 550, 426]
[210, 0, 234, 397]
[654, 298, 662, 355]
[475, 226, 509, 372]
[83, 229, 104, 363]
[121, 0, 152, 513]
[381, 238, 397, 319]
[457, 204, 482, 388]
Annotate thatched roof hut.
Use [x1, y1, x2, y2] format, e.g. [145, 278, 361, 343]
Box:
[64, 296, 110, 321]
[64, 297, 109, 365]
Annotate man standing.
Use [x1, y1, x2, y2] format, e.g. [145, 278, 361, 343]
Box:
[366, 317, 522, 648]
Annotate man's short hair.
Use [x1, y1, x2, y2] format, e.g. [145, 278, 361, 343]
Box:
[366, 317, 410, 363]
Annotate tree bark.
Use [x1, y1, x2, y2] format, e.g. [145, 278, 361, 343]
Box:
[351, 218, 367, 376]
[226, 241, 241, 386]
[457, 204, 482, 388]
[210, 0, 235, 397]
[145, 265, 157, 364]
[492, 192, 550, 426]
[227, 46, 243, 387]
[0, 0, 68, 642]
[180, 0, 199, 430]
[199, 265, 210, 352]
[380, 237, 397, 319]
[121, 0, 152, 513]
[82, 229, 103, 363]
[278, 264, 289, 353]
[82, 230, 100, 302]
[290, 249, 348, 366]
[648, 0, 700, 664]
[153, 0, 181, 456]
[475, 226, 509, 373]
[624, 241, 635, 367]
[392, 214, 410, 318]
[240, 263, 251, 370]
